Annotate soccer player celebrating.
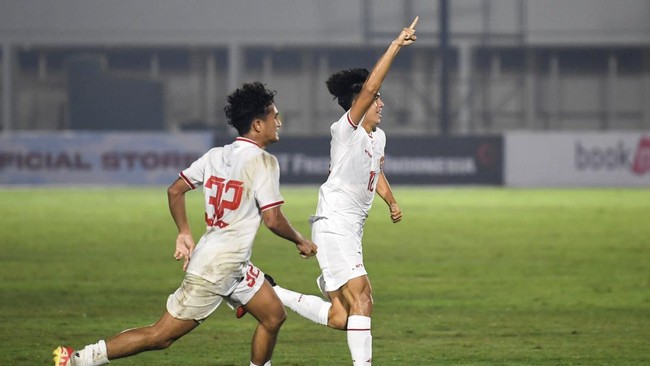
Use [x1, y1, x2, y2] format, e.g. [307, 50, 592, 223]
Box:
[52, 82, 317, 366]
[264, 17, 416, 366]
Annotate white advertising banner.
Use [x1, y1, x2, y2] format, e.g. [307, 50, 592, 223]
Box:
[0, 132, 212, 185]
[505, 132, 650, 187]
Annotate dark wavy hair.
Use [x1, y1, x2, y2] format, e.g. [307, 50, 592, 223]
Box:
[325, 68, 369, 111]
[224, 82, 277, 136]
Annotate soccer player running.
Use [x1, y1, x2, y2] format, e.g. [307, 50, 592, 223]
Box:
[52, 82, 317, 366]
[267, 17, 417, 366]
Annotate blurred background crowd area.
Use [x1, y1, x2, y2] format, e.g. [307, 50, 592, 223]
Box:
[1, 0, 649, 137]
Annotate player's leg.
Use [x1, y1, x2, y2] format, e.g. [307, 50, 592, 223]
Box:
[236, 274, 275, 318]
[238, 273, 341, 328]
[273, 273, 373, 364]
[317, 219, 373, 365]
[321, 286, 351, 330]
[54, 311, 198, 366]
[105, 311, 199, 359]
[272, 274, 334, 327]
[341, 274, 373, 316]
[242, 279, 287, 366]
[271, 220, 348, 329]
[53, 273, 219, 366]
[341, 275, 374, 366]
[276, 274, 370, 331]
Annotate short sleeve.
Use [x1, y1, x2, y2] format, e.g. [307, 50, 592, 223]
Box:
[179, 150, 209, 189]
[331, 111, 361, 145]
[252, 153, 284, 211]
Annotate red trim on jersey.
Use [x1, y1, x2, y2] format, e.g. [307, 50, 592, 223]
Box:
[179, 172, 195, 189]
[260, 200, 284, 211]
[236, 137, 260, 147]
[346, 112, 358, 129]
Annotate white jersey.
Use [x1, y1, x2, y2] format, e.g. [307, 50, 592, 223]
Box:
[179, 137, 284, 284]
[315, 111, 386, 225]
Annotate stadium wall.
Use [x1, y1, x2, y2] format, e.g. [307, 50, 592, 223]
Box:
[2, 1, 649, 135]
[0, 132, 503, 186]
[2, 1, 649, 45]
[5, 131, 650, 187]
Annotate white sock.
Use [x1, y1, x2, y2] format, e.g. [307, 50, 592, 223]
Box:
[249, 361, 271, 366]
[274, 285, 331, 326]
[347, 315, 372, 366]
[73, 340, 109, 366]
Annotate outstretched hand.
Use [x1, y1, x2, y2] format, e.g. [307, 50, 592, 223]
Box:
[174, 233, 195, 271]
[394, 16, 419, 46]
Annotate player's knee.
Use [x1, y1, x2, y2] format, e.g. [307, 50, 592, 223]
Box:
[328, 310, 348, 330]
[153, 339, 175, 350]
[263, 308, 287, 331]
[144, 328, 178, 350]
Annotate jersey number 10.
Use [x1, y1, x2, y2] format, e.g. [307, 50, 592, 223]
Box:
[367, 171, 377, 192]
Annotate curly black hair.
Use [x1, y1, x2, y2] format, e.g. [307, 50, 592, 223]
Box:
[224, 82, 277, 136]
[325, 68, 369, 111]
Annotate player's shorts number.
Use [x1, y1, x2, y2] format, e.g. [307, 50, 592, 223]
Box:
[244, 264, 260, 288]
[204, 176, 244, 228]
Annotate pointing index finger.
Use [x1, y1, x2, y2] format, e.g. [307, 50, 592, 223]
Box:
[408, 16, 419, 30]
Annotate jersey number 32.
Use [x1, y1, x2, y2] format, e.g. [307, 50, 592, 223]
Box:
[205, 176, 244, 228]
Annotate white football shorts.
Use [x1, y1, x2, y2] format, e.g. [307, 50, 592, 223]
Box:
[311, 216, 367, 292]
[166, 263, 265, 322]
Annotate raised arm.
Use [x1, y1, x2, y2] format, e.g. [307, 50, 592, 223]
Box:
[349, 16, 419, 124]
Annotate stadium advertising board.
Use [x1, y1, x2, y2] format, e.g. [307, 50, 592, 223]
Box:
[505, 131, 650, 187]
[222, 135, 504, 185]
[0, 133, 502, 186]
[0, 132, 212, 185]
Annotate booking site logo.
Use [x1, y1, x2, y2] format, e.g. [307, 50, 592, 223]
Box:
[575, 136, 650, 175]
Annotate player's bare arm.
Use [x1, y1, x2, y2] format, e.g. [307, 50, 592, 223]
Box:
[261, 206, 318, 258]
[376, 171, 403, 223]
[349, 16, 418, 124]
[167, 177, 196, 271]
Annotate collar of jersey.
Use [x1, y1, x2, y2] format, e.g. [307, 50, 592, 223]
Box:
[235, 137, 260, 147]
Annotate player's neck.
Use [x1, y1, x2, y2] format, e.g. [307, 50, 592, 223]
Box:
[240, 134, 268, 149]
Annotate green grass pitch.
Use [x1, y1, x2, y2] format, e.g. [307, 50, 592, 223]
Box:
[1, 186, 649, 365]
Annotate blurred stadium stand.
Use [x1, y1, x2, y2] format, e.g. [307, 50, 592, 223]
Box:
[1, 0, 649, 136]
[66, 54, 164, 130]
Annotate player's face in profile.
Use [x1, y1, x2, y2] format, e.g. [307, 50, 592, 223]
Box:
[260, 103, 282, 144]
[365, 94, 384, 131]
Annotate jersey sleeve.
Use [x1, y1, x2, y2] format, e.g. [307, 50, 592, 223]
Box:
[253, 153, 284, 211]
[179, 150, 209, 189]
[330, 111, 361, 145]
